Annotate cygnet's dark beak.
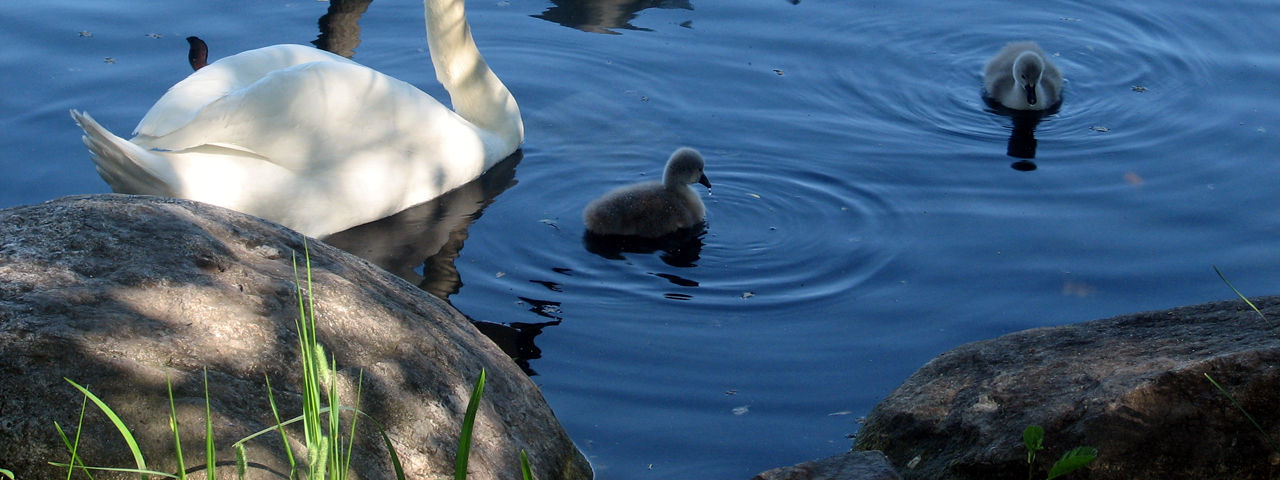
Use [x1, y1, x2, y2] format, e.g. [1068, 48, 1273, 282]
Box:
[697, 174, 711, 190]
[1024, 83, 1038, 106]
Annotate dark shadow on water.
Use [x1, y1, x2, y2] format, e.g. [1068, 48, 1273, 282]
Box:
[983, 94, 1062, 172]
[323, 152, 557, 376]
[582, 225, 705, 268]
[533, 0, 694, 34]
[473, 320, 559, 376]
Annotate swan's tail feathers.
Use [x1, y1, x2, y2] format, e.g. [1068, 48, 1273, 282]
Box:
[70, 109, 177, 197]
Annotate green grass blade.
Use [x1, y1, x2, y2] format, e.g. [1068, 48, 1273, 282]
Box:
[260, 375, 298, 474]
[359, 413, 406, 480]
[520, 449, 533, 480]
[64, 378, 149, 479]
[203, 369, 216, 480]
[0, 467, 14, 480]
[454, 369, 486, 480]
[54, 421, 95, 480]
[56, 394, 94, 480]
[1205, 373, 1280, 453]
[326, 354, 342, 480]
[46, 464, 177, 478]
[1046, 446, 1097, 479]
[1213, 266, 1270, 324]
[342, 372, 366, 479]
[165, 372, 186, 480]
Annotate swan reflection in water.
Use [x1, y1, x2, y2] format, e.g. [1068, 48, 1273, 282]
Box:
[533, 0, 693, 34]
[983, 98, 1061, 172]
[312, 0, 373, 58]
[292, 3, 551, 374]
[323, 153, 557, 375]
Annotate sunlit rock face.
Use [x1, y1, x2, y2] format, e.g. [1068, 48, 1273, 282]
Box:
[855, 295, 1280, 480]
[0, 194, 591, 480]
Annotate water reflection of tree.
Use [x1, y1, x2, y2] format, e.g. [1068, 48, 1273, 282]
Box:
[533, 0, 693, 34]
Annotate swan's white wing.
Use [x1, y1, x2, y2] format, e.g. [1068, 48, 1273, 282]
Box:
[134, 59, 478, 174]
[134, 45, 360, 138]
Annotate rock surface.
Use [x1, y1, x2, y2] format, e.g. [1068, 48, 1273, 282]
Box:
[751, 450, 901, 480]
[854, 295, 1280, 479]
[0, 194, 592, 480]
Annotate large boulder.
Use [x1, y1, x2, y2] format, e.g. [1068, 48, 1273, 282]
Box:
[0, 194, 592, 480]
[854, 296, 1280, 479]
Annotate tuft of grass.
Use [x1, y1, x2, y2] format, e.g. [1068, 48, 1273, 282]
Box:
[1022, 425, 1096, 480]
[46, 242, 529, 480]
[50, 242, 406, 480]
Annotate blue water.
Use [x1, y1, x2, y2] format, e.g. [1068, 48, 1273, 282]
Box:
[4, 0, 1280, 478]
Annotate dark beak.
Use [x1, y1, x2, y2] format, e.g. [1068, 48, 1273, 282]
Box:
[1024, 84, 1038, 106]
[698, 174, 711, 189]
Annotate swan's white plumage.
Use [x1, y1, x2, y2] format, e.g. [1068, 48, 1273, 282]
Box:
[72, 0, 522, 238]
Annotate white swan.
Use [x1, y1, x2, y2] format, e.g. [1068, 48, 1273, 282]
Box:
[983, 42, 1063, 111]
[71, 0, 523, 238]
[583, 147, 711, 237]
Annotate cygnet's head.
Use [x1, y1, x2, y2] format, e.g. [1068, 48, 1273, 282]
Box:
[663, 147, 712, 191]
[1012, 51, 1047, 106]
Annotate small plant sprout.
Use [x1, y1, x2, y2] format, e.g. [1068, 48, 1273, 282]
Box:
[1022, 425, 1097, 480]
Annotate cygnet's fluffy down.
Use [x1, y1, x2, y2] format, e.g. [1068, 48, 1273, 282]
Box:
[584, 147, 711, 237]
[983, 42, 1063, 111]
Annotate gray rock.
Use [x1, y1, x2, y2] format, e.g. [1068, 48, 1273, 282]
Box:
[0, 194, 592, 480]
[752, 450, 901, 480]
[855, 296, 1280, 479]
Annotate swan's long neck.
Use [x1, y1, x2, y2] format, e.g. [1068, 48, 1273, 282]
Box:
[425, 0, 523, 150]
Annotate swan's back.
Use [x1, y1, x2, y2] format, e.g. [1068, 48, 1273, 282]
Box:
[136, 45, 358, 138]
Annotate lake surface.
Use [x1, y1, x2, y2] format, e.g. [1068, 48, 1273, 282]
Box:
[4, 0, 1280, 477]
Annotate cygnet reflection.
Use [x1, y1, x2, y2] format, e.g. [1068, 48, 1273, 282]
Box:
[983, 98, 1061, 170]
[584, 147, 710, 237]
[583, 227, 705, 267]
[981, 42, 1064, 171]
